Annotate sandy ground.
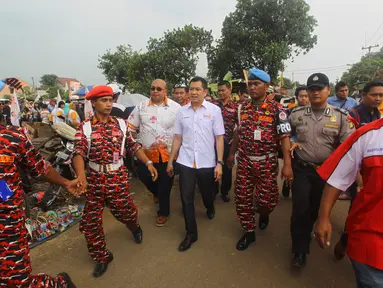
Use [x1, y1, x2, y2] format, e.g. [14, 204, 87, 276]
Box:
[31, 169, 356, 288]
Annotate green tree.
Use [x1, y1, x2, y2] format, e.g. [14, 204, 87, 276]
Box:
[98, 25, 213, 94]
[207, 0, 317, 82]
[40, 74, 58, 88]
[341, 48, 383, 89]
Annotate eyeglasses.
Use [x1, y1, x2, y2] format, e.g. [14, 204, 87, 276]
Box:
[151, 87, 164, 92]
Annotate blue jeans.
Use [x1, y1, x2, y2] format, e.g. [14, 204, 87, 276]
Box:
[351, 259, 383, 288]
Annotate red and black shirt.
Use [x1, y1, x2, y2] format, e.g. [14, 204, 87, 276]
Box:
[212, 99, 238, 143]
[0, 124, 49, 209]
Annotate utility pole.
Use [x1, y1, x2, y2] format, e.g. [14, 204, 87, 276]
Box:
[362, 44, 379, 54]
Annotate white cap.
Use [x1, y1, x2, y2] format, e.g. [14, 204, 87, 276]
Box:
[107, 83, 122, 95]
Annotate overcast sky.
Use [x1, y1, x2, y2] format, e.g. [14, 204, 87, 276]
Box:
[1, 0, 383, 86]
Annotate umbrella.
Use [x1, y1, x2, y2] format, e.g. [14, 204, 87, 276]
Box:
[72, 85, 96, 96]
[117, 93, 148, 107]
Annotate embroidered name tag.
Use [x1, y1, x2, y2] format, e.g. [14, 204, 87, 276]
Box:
[0, 155, 15, 163]
[259, 116, 273, 123]
[203, 114, 212, 119]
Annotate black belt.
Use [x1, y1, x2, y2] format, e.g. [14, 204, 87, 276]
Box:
[294, 154, 322, 170]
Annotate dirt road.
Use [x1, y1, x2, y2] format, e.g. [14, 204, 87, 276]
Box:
[31, 176, 355, 288]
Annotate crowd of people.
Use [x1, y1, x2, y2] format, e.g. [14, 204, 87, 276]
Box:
[0, 68, 383, 287]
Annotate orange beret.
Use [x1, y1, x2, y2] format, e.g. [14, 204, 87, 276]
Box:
[85, 85, 114, 100]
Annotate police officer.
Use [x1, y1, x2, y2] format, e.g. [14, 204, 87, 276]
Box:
[72, 85, 158, 278]
[227, 68, 293, 251]
[289, 73, 355, 268]
[0, 123, 79, 287]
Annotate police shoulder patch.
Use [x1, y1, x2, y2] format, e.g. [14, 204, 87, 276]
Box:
[333, 107, 348, 115]
[291, 106, 306, 113]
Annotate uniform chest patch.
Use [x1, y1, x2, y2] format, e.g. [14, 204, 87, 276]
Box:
[0, 155, 15, 163]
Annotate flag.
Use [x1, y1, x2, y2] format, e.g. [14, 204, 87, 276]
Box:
[10, 90, 21, 127]
[292, 82, 297, 91]
[84, 85, 94, 120]
[64, 82, 69, 92]
[56, 90, 62, 108]
[279, 74, 284, 88]
[34, 91, 41, 103]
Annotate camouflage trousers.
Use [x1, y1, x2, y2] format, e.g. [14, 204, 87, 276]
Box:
[235, 153, 279, 232]
[80, 167, 139, 263]
[0, 208, 68, 288]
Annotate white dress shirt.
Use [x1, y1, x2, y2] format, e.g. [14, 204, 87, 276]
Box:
[128, 97, 181, 163]
[174, 100, 225, 169]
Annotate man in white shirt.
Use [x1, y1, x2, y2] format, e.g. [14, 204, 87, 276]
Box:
[128, 79, 181, 227]
[167, 76, 225, 252]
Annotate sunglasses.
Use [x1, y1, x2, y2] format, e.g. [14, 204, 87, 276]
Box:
[151, 87, 164, 92]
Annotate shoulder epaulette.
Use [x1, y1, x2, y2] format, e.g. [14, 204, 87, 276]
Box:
[290, 106, 306, 113]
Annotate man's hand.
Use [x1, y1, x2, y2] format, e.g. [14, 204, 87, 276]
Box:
[77, 175, 88, 195]
[64, 179, 83, 196]
[148, 164, 158, 181]
[314, 217, 332, 249]
[214, 164, 223, 182]
[290, 142, 302, 158]
[227, 153, 235, 169]
[167, 162, 174, 177]
[281, 164, 294, 187]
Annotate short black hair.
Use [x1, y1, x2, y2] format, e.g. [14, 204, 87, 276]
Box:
[362, 80, 383, 93]
[58, 101, 65, 107]
[217, 80, 231, 89]
[189, 76, 208, 90]
[295, 86, 307, 97]
[335, 81, 348, 92]
[174, 86, 189, 93]
[41, 103, 48, 109]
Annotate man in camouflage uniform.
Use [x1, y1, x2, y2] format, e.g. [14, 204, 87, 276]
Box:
[0, 123, 79, 287]
[72, 86, 158, 278]
[228, 68, 293, 251]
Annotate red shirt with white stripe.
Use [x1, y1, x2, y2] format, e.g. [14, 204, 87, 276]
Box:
[318, 118, 383, 270]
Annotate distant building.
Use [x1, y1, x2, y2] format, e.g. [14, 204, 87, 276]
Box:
[56, 77, 82, 97]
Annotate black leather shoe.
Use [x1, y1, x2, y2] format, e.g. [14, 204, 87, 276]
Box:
[259, 215, 269, 230]
[132, 226, 143, 244]
[57, 272, 77, 288]
[292, 253, 306, 268]
[178, 235, 198, 252]
[206, 207, 215, 219]
[93, 252, 114, 278]
[236, 232, 256, 251]
[221, 194, 230, 202]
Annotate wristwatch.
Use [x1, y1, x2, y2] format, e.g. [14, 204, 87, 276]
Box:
[146, 160, 153, 166]
[217, 160, 224, 166]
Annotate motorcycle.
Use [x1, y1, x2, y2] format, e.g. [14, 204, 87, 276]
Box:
[40, 123, 77, 211]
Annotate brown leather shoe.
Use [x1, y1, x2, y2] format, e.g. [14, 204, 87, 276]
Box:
[156, 216, 168, 227]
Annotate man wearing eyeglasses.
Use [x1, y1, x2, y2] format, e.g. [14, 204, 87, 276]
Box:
[128, 79, 181, 227]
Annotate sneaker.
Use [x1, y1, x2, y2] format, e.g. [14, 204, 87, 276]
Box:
[156, 216, 168, 227]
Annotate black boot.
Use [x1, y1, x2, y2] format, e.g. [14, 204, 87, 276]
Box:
[292, 253, 306, 268]
[132, 225, 143, 244]
[93, 252, 114, 278]
[57, 272, 77, 288]
[259, 215, 269, 230]
[236, 232, 256, 251]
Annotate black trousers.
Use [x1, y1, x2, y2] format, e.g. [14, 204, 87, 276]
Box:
[178, 163, 215, 236]
[137, 159, 174, 217]
[290, 159, 326, 254]
[215, 141, 232, 196]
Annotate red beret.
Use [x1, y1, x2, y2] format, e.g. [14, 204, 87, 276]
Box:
[85, 85, 114, 100]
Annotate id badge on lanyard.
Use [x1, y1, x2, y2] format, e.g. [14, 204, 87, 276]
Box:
[254, 130, 262, 141]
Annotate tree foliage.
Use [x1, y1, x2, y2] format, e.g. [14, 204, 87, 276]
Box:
[341, 48, 383, 89]
[98, 25, 213, 94]
[40, 74, 58, 88]
[207, 0, 317, 82]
